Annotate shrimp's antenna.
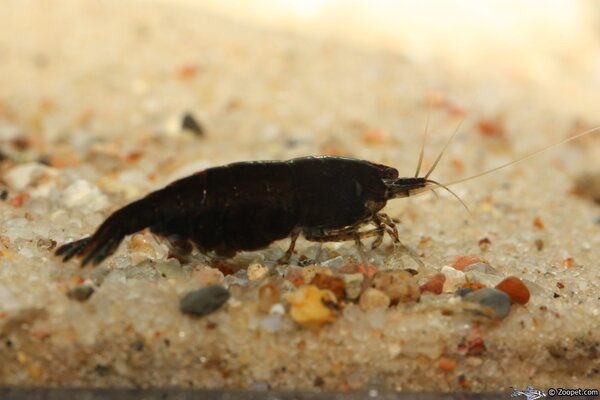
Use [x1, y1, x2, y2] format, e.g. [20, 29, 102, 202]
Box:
[415, 98, 432, 178]
[428, 187, 440, 199]
[443, 126, 600, 187]
[426, 179, 471, 214]
[424, 116, 465, 179]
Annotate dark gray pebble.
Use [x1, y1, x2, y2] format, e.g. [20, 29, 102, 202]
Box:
[455, 287, 474, 297]
[67, 285, 95, 302]
[181, 112, 204, 136]
[463, 288, 511, 319]
[180, 285, 230, 317]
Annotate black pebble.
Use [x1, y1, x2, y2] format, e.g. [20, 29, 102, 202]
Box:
[181, 112, 204, 137]
[180, 285, 230, 317]
[130, 340, 145, 352]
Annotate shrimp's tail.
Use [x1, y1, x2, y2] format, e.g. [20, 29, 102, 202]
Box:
[56, 173, 206, 267]
[56, 196, 160, 267]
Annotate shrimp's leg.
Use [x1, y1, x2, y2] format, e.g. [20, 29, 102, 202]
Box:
[278, 228, 301, 264]
[371, 212, 400, 248]
[303, 226, 381, 243]
[373, 213, 424, 267]
[303, 225, 381, 264]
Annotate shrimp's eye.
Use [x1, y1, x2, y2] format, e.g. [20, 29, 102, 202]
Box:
[381, 168, 399, 180]
[384, 168, 399, 179]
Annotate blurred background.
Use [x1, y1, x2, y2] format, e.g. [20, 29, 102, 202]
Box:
[169, 0, 600, 115]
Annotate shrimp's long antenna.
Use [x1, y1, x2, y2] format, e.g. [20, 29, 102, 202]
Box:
[443, 126, 600, 187]
[428, 187, 440, 199]
[415, 98, 432, 178]
[426, 179, 471, 214]
[424, 116, 465, 179]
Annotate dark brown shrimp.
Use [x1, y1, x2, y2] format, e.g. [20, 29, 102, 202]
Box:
[56, 126, 600, 267]
[57, 156, 435, 266]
